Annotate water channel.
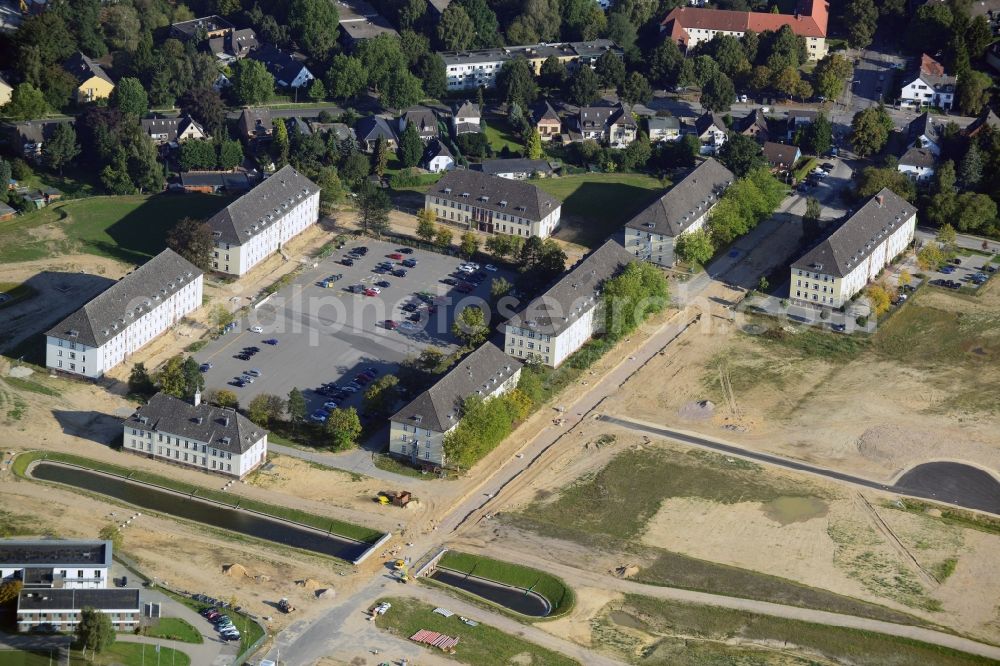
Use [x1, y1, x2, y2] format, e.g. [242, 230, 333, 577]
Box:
[429, 568, 550, 617]
[31, 462, 371, 562]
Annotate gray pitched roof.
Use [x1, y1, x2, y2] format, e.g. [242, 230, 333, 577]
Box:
[248, 45, 311, 86]
[19, 588, 140, 611]
[9, 119, 71, 145]
[170, 15, 234, 40]
[423, 138, 452, 162]
[762, 141, 799, 166]
[898, 146, 936, 168]
[355, 116, 397, 143]
[63, 52, 114, 86]
[128, 392, 266, 454]
[0, 202, 15, 217]
[478, 158, 552, 177]
[390, 343, 522, 433]
[624, 158, 734, 237]
[532, 100, 560, 125]
[905, 112, 938, 146]
[733, 108, 768, 136]
[239, 107, 272, 137]
[505, 239, 635, 336]
[180, 171, 252, 190]
[430, 170, 560, 222]
[648, 116, 680, 131]
[453, 101, 481, 120]
[206, 165, 319, 245]
[904, 53, 956, 91]
[0, 539, 111, 568]
[46, 249, 203, 348]
[964, 109, 1000, 137]
[694, 111, 727, 137]
[792, 188, 917, 278]
[140, 115, 204, 142]
[401, 106, 439, 137]
[579, 104, 626, 131]
[440, 40, 620, 66]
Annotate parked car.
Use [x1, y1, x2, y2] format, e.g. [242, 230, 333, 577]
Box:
[354, 246, 369, 255]
[341, 257, 354, 266]
[376, 280, 391, 288]
[263, 338, 279, 345]
[250, 326, 263, 333]
[247, 369, 262, 377]
[485, 264, 498, 272]
[355, 374, 371, 385]
[402, 258, 417, 267]
[384, 319, 399, 330]
[950, 257, 962, 265]
[392, 268, 407, 277]
[441, 277, 457, 286]
[388, 253, 403, 260]
[399, 247, 413, 254]
[309, 410, 328, 423]
[323, 401, 338, 410]
[199, 363, 212, 372]
[821, 163, 835, 171]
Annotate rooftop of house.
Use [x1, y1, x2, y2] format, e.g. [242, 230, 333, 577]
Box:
[625, 158, 735, 237]
[963, 108, 1000, 137]
[18, 588, 140, 612]
[662, 0, 828, 45]
[179, 171, 252, 189]
[355, 115, 398, 142]
[46, 249, 202, 347]
[532, 100, 561, 125]
[206, 164, 318, 245]
[792, 188, 917, 278]
[505, 239, 636, 337]
[648, 116, 681, 131]
[762, 141, 800, 166]
[238, 107, 272, 136]
[904, 53, 957, 89]
[140, 115, 204, 141]
[898, 146, 937, 168]
[169, 15, 234, 39]
[0, 540, 112, 569]
[401, 106, 439, 134]
[247, 44, 311, 84]
[694, 111, 728, 136]
[733, 108, 769, 135]
[128, 392, 266, 454]
[429, 169, 560, 221]
[390, 342, 522, 434]
[63, 52, 114, 86]
[423, 138, 452, 162]
[478, 158, 553, 176]
[8, 119, 72, 145]
[338, 7, 399, 42]
[440, 40, 619, 66]
[453, 101, 481, 119]
[579, 103, 635, 130]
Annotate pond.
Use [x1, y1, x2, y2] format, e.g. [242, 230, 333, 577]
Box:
[429, 568, 550, 617]
[31, 462, 369, 562]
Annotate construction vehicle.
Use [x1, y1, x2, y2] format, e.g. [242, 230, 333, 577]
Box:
[376, 490, 412, 507]
[277, 598, 296, 614]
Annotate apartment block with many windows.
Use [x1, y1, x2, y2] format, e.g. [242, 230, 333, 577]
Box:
[441, 40, 620, 91]
[45, 249, 203, 379]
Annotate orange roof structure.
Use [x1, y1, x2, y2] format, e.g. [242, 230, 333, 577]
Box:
[919, 53, 946, 78]
[662, 0, 828, 48]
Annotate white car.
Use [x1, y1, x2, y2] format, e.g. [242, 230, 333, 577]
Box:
[739, 94, 748, 103]
[373, 602, 391, 615]
[250, 326, 263, 333]
[466, 262, 480, 270]
[485, 264, 497, 272]
[309, 410, 328, 423]
[369, 286, 382, 294]
[323, 401, 338, 410]
[458, 265, 476, 273]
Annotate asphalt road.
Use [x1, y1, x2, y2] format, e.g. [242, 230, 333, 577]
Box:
[597, 415, 1000, 515]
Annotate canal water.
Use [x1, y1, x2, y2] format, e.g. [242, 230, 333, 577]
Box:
[32, 462, 370, 562]
[429, 568, 550, 617]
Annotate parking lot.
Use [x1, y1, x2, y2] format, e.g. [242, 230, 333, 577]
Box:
[923, 255, 998, 293]
[194, 239, 516, 417]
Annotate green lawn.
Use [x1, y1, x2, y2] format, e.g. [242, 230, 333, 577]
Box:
[793, 156, 819, 182]
[438, 551, 575, 617]
[159, 589, 265, 656]
[374, 597, 579, 666]
[0, 643, 190, 666]
[483, 115, 523, 156]
[143, 617, 203, 644]
[536, 173, 667, 247]
[0, 193, 231, 264]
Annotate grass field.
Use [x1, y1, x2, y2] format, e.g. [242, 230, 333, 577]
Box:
[483, 115, 523, 156]
[374, 596, 579, 666]
[160, 589, 264, 656]
[0, 194, 230, 264]
[0, 643, 191, 666]
[143, 617, 203, 643]
[438, 551, 575, 617]
[13, 450, 384, 545]
[594, 595, 991, 666]
[536, 173, 666, 247]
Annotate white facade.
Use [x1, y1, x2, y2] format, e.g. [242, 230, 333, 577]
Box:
[123, 424, 267, 478]
[45, 275, 203, 379]
[0, 566, 108, 590]
[212, 190, 319, 276]
[427, 154, 454, 172]
[698, 127, 727, 155]
[504, 304, 599, 368]
[425, 195, 561, 238]
[897, 162, 935, 182]
[900, 77, 954, 110]
[622, 203, 712, 268]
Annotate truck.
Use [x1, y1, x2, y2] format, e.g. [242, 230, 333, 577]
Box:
[278, 598, 296, 613]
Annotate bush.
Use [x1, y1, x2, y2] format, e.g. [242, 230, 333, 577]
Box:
[856, 315, 868, 327]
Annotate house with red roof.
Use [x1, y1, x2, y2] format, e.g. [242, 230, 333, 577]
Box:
[899, 54, 956, 111]
[661, 0, 829, 61]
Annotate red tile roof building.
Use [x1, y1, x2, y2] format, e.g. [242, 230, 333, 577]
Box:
[661, 0, 829, 60]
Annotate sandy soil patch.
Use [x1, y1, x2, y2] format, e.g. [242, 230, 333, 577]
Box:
[539, 586, 622, 647]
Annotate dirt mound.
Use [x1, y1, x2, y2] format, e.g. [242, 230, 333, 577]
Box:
[222, 563, 249, 578]
[678, 400, 714, 421]
[315, 588, 335, 599]
[295, 578, 322, 590]
[612, 564, 639, 578]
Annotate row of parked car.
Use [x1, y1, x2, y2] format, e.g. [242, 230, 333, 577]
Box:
[201, 606, 241, 642]
[309, 367, 380, 422]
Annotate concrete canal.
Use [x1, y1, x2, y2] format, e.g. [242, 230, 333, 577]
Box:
[429, 568, 550, 617]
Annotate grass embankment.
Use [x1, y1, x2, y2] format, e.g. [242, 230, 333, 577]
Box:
[374, 596, 579, 666]
[13, 450, 383, 544]
[792, 156, 819, 182]
[510, 447, 923, 626]
[142, 617, 203, 644]
[0, 193, 230, 264]
[536, 173, 666, 247]
[437, 551, 575, 618]
[0, 643, 191, 666]
[596, 595, 993, 666]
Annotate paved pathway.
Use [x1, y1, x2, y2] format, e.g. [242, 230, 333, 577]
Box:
[268, 442, 434, 486]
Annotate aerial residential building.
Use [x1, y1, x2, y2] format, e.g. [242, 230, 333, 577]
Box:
[338, 0, 399, 48]
[903, 112, 941, 155]
[688, 111, 728, 155]
[206, 164, 320, 276]
[398, 106, 440, 141]
[661, 0, 829, 60]
[452, 101, 482, 135]
[140, 115, 206, 146]
[8, 119, 71, 159]
[732, 108, 770, 143]
[0, 202, 15, 221]
[0, 539, 112, 589]
[896, 147, 936, 182]
[248, 45, 315, 88]
[45, 249, 203, 379]
[786, 109, 820, 139]
[238, 107, 273, 142]
[423, 139, 455, 173]
[17, 589, 141, 633]
[389, 343, 522, 468]
[577, 103, 637, 148]
[532, 100, 562, 141]
[621, 158, 734, 267]
[424, 169, 561, 238]
[0, 75, 12, 106]
[762, 141, 801, 173]
[647, 116, 681, 142]
[63, 52, 115, 103]
[441, 40, 620, 91]
[790, 188, 917, 308]
[503, 239, 635, 368]
[478, 158, 554, 180]
[123, 391, 268, 478]
[169, 14, 235, 41]
[900, 54, 956, 111]
[425, 0, 450, 17]
[355, 116, 398, 152]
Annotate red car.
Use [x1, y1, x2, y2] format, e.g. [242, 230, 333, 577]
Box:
[384, 319, 399, 330]
[388, 253, 403, 260]
[363, 288, 378, 297]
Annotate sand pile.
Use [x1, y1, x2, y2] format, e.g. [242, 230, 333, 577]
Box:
[223, 563, 249, 578]
[315, 588, 335, 599]
[295, 578, 322, 590]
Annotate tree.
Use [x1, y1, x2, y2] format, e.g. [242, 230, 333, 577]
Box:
[43, 122, 80, 175]
[373, 137, 389, 178]
[181, 357, 205, 400]
[218, 139, 244, 170]
[77, 607, 115, 656]
[596, 51, 626, 90]
[324, 407, 362, 451]
[316, 166, 345, 214]
[109, 77, 148, 117]
[540, 56, 568, 89]
[416, 208, 437, 242]
[566, 65, 599, 106]
[363, 374, 400, 417]
[128, 362, 154, 396]
[0, 160, 11, 203]
[458, 0, 501, 46]
[460, 231, 479, 258]
[814, 54, 851, 100]
[621, 133, 652, 170]
[307, 78, 327, 102]
[398, 123, 423, 168]
[855, 166, 916, 201]
[97, 524, 123, 553]
[207, 389, 239, 409]
[960, 143, 983, 188]
[210, 303, 235, 330]
[232, 59, 274, 105]
[435, 225, 453, 248]
[866, 283, 891, 316]
[272, 120, 290, 167]
[602, 261, 669, 339]
[248, 393, 284, 426]
[620, 72, 652, 106]
[180, 140, 217, 171]
[967, 15, 993, 59]
[955, 192, 997, 232]
[718, 133, 766, 177]
[525, 128, 542, 160]
[356, 34, 408, 93]
[0, 580, 23, 606]
[850, 105, 893, 157]
[438, 4, 476, 50]
[844, 0, 878, 48]
[3, 83, 47, 120]
[674, 228, 714, 264]
[917, 242, 946, 270]
[287, 388, 307, 428]
[452, 305, 489, 346]
[957, 70, 991, 116]
[937, 222, 957, 248]
[416, 54, 448, 98]
[490, 276, 513, 302]
[799, 113, 832, 156]
[700, 72, 735, 113]
[358, 182, 391, 236]
[341, 151, 371, 186]
[898, 270, 912, 288]
[180, 88, 226, 136]
[326, 55, 368, 99]
[497, 58, 538, 107]
[166, 217, 213, 270]
[485, 234, 511, 260]
[649, 39, 684, 89]
[288, 0, 339, 60]
[381, 69, 423, 110]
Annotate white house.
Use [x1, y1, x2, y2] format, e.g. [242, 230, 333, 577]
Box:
[389, 343, 522, 468]
[621, 158, 734, 266]
[123, 391, 268, 479]
[790, 188, 916, 308]
[648, 116, 681, 142]
[17, 589, 141, 633]
[424, 169, 561, 238]
[140, 115, 206, 146]
[441, 40, 619, 91]
[503, 239, 635, 368]
[903, 112, 941, 156]
[207, 165, 320, 276]
[1, 540, 112, 590]
[451, 101, 481, 135]
[45, 249, 203, 379]
[900, 54, 956, 110]
[897, 147, 936, 182]
[248, 45, 314, 88]
[689, 112, 728, 155]
[422, 139, 454, 173]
